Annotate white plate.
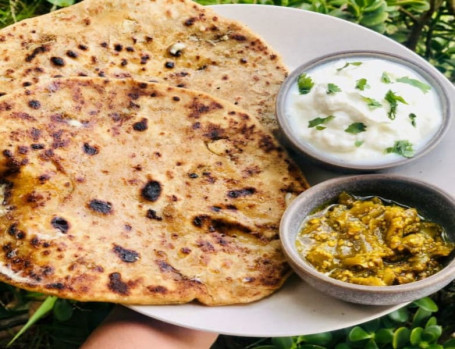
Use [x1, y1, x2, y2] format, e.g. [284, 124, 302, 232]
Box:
[130, 5, 455, 337]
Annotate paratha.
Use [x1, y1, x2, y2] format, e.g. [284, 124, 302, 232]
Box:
[0, 0, 287, 133]
[0, 77, 308, 305]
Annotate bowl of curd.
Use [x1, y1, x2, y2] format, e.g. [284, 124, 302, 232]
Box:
[276, 51, 452, 171]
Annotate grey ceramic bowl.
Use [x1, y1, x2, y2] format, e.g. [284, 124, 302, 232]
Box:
[276, 51, 452, 172]
[280, 174, 455, 305]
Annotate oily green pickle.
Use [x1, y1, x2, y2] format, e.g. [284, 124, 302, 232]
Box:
[296, 192, 455, 286]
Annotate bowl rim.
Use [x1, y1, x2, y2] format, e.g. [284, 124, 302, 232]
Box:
[276, 50, 452, 172]
[279, 174, 455, 295]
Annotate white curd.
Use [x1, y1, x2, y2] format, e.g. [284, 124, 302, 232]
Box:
[285, 57, 443, 165]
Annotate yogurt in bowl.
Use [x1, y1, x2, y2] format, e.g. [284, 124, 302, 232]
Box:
[276, 51, 451, 172]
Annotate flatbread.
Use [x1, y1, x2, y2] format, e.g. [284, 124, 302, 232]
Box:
[0, 78, 308, 305]
[0, 0, 287, 133]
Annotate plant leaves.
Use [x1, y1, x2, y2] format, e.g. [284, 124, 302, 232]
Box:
[7, 296, 58, 347]
[422, 325, 442, 343]
[349, 326, 373, 341]
[392, 327, 410, 349]
[414, 297, 438, 312]
[413, 308, 433, 328]
[300, 332, 333, 345]
[375, 328, 394, 344]
[272, 337, 294, 349]
[53, 299, 74, 322]
[47, 0, 76, 7]
[410, 327, 423, 345]
[388, 307, 409, 323]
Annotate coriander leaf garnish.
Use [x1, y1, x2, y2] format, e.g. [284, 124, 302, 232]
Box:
[297, 73, 314, 94]
[385, 90, 407, 120]
[381, 72, 392, 83]
[327, 83, 342, 94]
[345, 122, 367, 134]
[386, 140, 414, 158]
[356, 78, 369, 91]
[409, 113, 417, 127]
[362, 96, 382, 109]
[316, 126, 326, 131]
[308, 115, 335, 128]
[355, 140, 364, 147]
[336, 61, 362, 72]
[396, 76, 431, 94]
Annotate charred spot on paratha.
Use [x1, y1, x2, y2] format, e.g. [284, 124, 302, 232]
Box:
[83, 143, 99, 155]
[141, 181, 162, 202]
[227, 187, 256, 198]
[88, 199, 113, 214]
[108, 272, 129, 295]
[50, 57, 65, 67]
[132, 118, 148, 131]
[113, 244, 140, 263]
[146, 209, 162, 221]
[51, 217, 69, 233]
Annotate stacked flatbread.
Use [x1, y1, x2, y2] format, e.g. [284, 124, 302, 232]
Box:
[0, 0, 309, 305]
[0, 0, 287, 133]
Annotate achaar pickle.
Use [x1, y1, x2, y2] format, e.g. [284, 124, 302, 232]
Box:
[296, 192, 454, 286]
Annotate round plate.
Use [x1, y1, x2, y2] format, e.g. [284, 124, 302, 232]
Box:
[130, 5, 455, 337]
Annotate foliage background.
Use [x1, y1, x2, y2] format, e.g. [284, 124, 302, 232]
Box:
[0, 0, 454, 348]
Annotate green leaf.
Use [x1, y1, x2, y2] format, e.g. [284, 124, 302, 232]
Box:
[409, 113, 417, 127]
[299, 345, 327, 349]
[47, 0, 75, 6]
[396, 76, 431, 93]
[300, 332, 333, 345]
[389, 307, 409, 323]
[422, 325, 442, 343]
[375, 328, 394, 344]
[308, 115, 335, 128]
[362, 96, 382, 109]
[53, 299, 74, 322]
[385, 90, 407, 120]
[392, 327, 410, 349]
[381, 72, 392, 83]
[426, 316, 438, 328]
[365, 339, 379, 349]
[7, 296, 58, 347]
[443, 338, 455, 348]
[385, 140, 414, 158]
[272, 337, 294, 349]
[356, 78, 369, 90]
[410, 327, 423, 345]
[327, 83, 342, 94]
[413, 308, 433, 328]
[298, 73, 314, 94]
[334, 344, 351, 349]
[360, 8, 388, 27]
[337, 61, 363, 72]
[349, 326, 373, 341]
[414, 297, 438, 312]
[345, 122, 367, 134]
